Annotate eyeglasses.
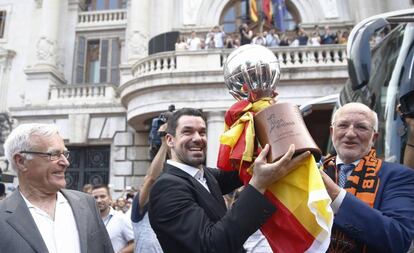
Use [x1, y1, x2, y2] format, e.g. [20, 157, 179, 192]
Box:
[19, 150, 70, 161]
[332, 121, 375, 133]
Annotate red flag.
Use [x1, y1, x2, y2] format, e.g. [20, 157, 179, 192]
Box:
[262, 0, 273, 24]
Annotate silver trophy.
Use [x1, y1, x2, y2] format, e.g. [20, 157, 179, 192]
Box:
[223, 45, 321, 162]
[224, 44, 280, 102]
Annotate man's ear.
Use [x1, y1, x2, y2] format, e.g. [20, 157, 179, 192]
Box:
[372, 131, 379, 143]
[14, 153, 27, 172]
[166, 133, 174, 147]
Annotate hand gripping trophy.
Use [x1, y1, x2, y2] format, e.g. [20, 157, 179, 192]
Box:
[218, 44, 333, 253]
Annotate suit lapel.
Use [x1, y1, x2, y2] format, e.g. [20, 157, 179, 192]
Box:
[61, 189, 88, 253]
[166, 163, 208, 195]
[5, 190, 49, 253]
[204, 168, 228, 210]
[165, 163, 227, 216]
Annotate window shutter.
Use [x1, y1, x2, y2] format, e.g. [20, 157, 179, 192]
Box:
[0, 11, 7, 38]
[75, 36, 86, 84]
[110, 38, 120, 84]
[100, 39, 109, 83]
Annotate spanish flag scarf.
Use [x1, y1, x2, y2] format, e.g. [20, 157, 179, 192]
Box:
[323, 149, 382, 252]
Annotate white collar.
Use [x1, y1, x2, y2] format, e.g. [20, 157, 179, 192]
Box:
[21, 191, 67, 209]
[335, 157, 360, 167]
[167, 160, 203, 179]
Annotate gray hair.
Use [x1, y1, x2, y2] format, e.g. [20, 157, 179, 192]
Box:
[4, 123, 60, 171]
[331, 102, 379, 132]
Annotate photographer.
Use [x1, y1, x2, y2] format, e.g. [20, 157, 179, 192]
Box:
[148, 105, 175, 160]
[130, 106, 174, 253]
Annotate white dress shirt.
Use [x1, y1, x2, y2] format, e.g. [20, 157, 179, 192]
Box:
[22, 191, 81, 253]
[167, 160, 210, 192]
[103, 207, 134, 253]
[331, 158, 360, 213]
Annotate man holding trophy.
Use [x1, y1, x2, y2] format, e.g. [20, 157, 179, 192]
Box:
[148, 108, 309, 253]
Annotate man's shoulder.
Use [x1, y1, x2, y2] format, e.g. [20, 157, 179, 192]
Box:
[60, 189, 95, 205]
[61, 188, 90, 198]
[0, 190, 20, 211]
[380, 161, 414, 180]
[151, 165, 194, 194]
[156, 167, 188, 184]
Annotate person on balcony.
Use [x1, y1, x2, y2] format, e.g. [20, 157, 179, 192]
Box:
[187, 31, 202, 51]
[251, 32, 266, 46]
[308, 31, 321, 46]
[175, 36, 188, 51]
[239, 23, 253, 45]
[295, 25, 309, 46]
[265, 28, 280, 47]
[320, 25, 337, 44]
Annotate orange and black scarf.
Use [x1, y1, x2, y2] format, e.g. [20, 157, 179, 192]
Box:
[323, 149, 382, 253]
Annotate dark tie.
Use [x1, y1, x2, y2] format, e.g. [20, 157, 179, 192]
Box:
[338, 164, 355, 188]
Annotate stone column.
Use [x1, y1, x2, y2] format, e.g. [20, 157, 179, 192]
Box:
[35, 0, 61, 68]
[206, 111, 225, 168]
[126, 0, 150, 63]
[0, 50, 15, 112]
[24, 0, 66, 106]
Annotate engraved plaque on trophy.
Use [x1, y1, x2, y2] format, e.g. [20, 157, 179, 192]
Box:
[223, 44, 321, 162]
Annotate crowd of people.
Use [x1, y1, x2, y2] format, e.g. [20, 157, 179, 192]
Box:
[175, 24, 350, 51]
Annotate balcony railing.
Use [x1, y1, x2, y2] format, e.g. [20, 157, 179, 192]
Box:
[132, 45, 347, 77]
[77, 9, 127, 30]
[48, 83, 118, 105]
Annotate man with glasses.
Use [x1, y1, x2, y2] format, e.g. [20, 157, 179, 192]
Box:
[0, 123, 113, 253]
[320, 102, 414, 253]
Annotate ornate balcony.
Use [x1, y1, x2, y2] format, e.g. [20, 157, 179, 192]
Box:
[131, 45, 347, 77]
[77, 9, 127, 31]
[48, 83, 119, 105]
[120, 45, 348, 130]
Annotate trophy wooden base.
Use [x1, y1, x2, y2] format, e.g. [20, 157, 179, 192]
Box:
[254, 102, 321, 162]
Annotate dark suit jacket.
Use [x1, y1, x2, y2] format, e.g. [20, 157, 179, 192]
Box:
[0, 189, 114, 253]
[149, 163, 275, 253]
[334, 161, 414, 253]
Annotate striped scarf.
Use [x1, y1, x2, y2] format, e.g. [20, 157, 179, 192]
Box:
[323, 149, 382, 252]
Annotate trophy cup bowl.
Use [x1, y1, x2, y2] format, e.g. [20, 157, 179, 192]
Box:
[223, 45, 321, 162]
[224, 44, 280, 102]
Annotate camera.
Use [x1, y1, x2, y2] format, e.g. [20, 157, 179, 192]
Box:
[148, 105, 175, 160]
[400, 90, 414, 119]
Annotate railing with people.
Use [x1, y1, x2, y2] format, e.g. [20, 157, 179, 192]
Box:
[132, 45, 347, 77]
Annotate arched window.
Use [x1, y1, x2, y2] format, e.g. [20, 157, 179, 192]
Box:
[220, 0, 299, 33]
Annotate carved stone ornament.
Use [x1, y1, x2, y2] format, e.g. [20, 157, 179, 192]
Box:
[36, 36, 57, 64]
